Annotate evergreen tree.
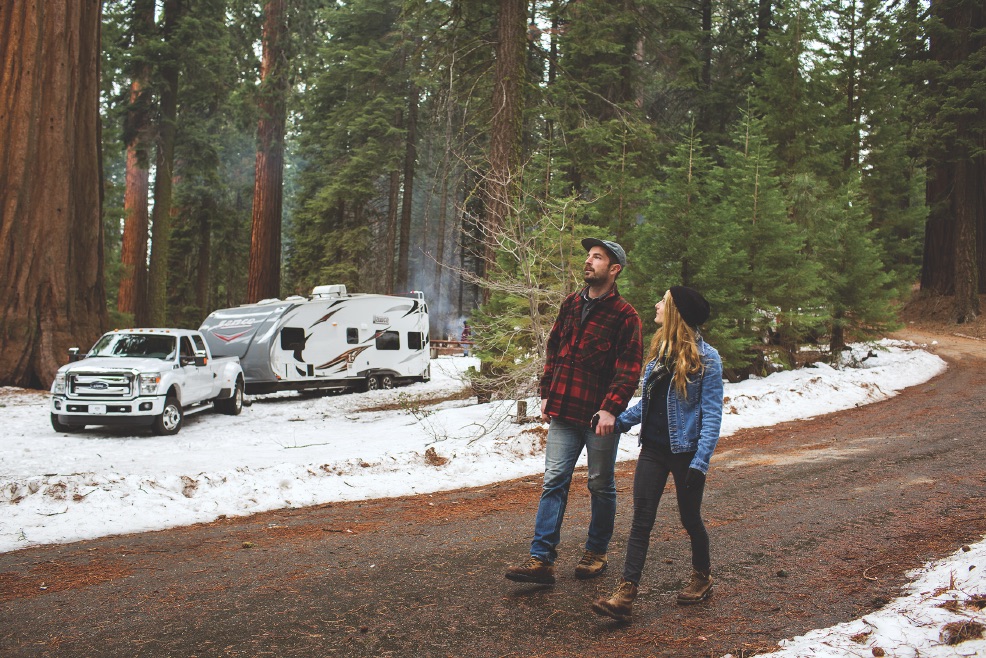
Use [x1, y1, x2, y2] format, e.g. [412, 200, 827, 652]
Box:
[717, 109, 823, 364]
[629, 127, 750, 371]
[794, 174, 898, 353]
[285, 0, 409, 296]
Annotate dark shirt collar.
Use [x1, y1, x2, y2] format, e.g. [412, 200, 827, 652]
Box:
[580, 285, 617, 303]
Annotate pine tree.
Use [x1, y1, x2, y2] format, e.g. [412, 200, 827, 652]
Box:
[628, 127, 751, 370]
[285, 0, 410, 296]
[717, 109, 823, 365]
[797, 175, 899, 353]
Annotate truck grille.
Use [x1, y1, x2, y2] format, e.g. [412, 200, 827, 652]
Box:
[68, 372, 135, 399]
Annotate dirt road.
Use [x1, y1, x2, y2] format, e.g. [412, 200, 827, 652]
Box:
[2, 331, 985, 657]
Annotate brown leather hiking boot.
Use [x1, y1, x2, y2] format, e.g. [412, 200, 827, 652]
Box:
[677, 569, 713, 604]
[505, 556, 556, 584]
[574, 550, 608, 579]
[591, 578, 638, 621]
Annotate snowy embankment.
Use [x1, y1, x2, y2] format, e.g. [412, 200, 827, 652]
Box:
[0, 339, 946, 552]
[2, 338, 983, 656]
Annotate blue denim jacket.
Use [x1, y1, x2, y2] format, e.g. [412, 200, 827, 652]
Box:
[616, 337, 724, 474]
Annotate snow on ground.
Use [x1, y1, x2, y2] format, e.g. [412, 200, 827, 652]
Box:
[1, 338, 982, 656]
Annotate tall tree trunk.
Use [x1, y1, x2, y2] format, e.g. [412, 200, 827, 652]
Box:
[484, 0, 527, 285]
[396, 75, 419, 292]
[921, 0, 985, 308]
[386, 103, 403, 295]
[247, 0, 288, 303]
[953, 153, 979, 322]
[146, 0, 183, 325]
[696, 0, 713, 135]
[0, 1, 107, 388]
[196, 204, 212, 317]
[117, 0, 155, 324]
[385, 167, 401, 294]
[755, 0, 772, 65]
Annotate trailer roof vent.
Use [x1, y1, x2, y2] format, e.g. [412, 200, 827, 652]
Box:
[312, 284, 348, 299]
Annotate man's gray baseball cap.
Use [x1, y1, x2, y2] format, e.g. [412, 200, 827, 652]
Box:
[581, 237, 627, 269]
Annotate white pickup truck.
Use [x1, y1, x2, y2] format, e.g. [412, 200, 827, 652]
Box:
[50, 328, 244, 435]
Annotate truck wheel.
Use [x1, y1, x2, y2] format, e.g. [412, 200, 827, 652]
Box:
[154, 396, 183, 435]
[51, 414, 84, 433]
[379, 374, 395, 389]
[216, 379, 244, 415]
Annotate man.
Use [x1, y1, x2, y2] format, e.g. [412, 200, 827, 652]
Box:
[506, 238, 643, 585]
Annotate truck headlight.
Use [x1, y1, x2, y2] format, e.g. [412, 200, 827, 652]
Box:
[139, 372, 161, 395]
[53, 373, 66, 395]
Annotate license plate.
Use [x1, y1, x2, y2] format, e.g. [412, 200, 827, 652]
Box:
[89, 404, 107, 415]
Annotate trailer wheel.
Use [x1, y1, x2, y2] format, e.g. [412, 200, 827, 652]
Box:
[365, 376, 380, 391]
[216, 379, 243, 415]
[153, 396, 183, 435]
[51, 414, 84, 433]
[379, 374, 395, 389]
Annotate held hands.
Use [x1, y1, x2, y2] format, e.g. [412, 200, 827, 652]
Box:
[684, 468, 706, 490]
[592, 410, 616, 436]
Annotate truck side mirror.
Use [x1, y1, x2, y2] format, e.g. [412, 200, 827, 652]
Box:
[194, 354, 208, 367]
[68, 347, 81, 362]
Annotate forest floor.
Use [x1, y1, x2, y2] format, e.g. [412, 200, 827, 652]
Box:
[1, 294, 985, 657]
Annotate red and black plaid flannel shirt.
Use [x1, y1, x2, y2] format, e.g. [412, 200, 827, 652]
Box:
[539, 286, 643, 426]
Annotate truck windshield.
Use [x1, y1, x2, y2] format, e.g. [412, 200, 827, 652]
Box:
[89, 334, 177, 360]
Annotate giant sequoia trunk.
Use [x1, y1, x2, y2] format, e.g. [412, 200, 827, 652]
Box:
[117, 0, 155, 324]
[247, 0, 288, 303]
[0, 1, 107, 388]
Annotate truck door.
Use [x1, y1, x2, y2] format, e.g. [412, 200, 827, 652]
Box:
[179, 336, 212, 403]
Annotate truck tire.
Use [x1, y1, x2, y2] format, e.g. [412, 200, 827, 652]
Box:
[216, 379, 244, 415]
[51, 414, 84, 433]
[153, 396, 183, 435]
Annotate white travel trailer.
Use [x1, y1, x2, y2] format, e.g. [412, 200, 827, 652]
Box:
[199, 285, 430, 394]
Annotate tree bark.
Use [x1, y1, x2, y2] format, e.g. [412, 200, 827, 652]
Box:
[385, 167, 401, 294]
[117, 0, 155, 324]
[247, 0, 288, 303]
[0, 1, 107, 388]
[920, 0, 985, 306]
[396, 73, 419, 292]
[483, 0, 527, 284]
[146, 0, 183, 325]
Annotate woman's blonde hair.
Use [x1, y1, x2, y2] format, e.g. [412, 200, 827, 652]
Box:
[647, 290, 704, 398]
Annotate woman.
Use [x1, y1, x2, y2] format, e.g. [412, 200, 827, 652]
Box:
[591, 285, 724, 622]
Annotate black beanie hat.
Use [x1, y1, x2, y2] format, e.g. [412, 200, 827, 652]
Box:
[669, 286, 711, 328]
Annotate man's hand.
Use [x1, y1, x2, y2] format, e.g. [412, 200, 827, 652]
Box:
[594, 409, 616, 435]
[541, 398, 549, 422]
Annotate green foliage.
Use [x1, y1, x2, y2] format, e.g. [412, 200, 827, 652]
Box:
[627, 127, 751, 370]
[716, 110, 825, 359]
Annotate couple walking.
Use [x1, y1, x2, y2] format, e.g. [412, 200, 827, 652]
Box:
[505, 238, 725, 622]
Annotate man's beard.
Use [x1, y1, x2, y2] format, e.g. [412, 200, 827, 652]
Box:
[583, 268, 606, 286]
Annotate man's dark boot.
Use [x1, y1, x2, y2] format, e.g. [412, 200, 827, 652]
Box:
[574, 550, 608, 579]
[591, 579, 638, 621]
[505, 556, 556, 584]
[676, 569, 713, 604]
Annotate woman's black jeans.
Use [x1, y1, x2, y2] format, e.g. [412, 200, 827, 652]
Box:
[622, 444, 710, 585]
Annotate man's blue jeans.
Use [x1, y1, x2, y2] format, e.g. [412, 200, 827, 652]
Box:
[530, 418, 620, 564]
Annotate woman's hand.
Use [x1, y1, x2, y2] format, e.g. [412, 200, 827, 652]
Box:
[684, 468, 706, 490]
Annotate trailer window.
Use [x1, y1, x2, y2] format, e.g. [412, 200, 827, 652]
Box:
[408, 332, 424, 350]
[280, 327, 306, 351]
[375, 331, 400, 351]
[346, 328, 359, 344]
